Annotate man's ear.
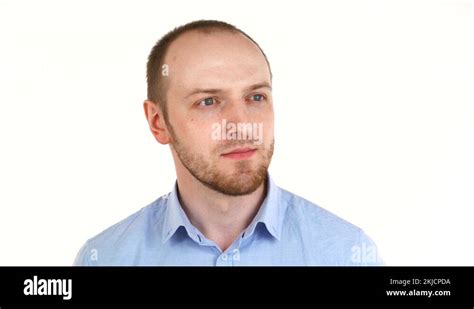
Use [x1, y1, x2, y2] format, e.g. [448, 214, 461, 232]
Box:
[143, 100, 171, 145]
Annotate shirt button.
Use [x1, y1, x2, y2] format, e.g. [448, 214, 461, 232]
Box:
[221, 253, 228, 261]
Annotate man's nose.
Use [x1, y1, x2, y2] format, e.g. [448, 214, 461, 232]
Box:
[223, 97, 249, 123]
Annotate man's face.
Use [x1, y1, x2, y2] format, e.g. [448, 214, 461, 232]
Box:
[163, 30, 274, 196]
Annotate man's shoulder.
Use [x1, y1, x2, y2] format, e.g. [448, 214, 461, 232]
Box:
[279, 187, 361, 235]
[278, 187, 384, 265]
[73, 194, 168, 265]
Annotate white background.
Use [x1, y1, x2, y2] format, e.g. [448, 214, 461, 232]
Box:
[0, 0, 472, 265]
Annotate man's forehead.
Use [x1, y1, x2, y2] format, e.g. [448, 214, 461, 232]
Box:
[164, 30, 269, 74]
[166, 30, 258, 58]
[162, 30, 271, 97]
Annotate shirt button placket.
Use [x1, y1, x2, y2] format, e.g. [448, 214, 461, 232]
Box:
[216, 252, 232, 266]
[230, 248, 240, 266]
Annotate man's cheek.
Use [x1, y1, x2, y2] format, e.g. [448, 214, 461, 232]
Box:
[263, 127, 273, 145]
[191, 134, 215, 153]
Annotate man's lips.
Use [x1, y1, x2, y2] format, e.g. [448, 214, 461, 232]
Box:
[221, 147, 257, 160]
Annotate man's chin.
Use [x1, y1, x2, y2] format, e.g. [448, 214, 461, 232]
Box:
[215, 170, 267, 196]
[211, 181, 263, 196]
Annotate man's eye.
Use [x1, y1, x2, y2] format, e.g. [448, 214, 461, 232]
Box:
[250, 94, 265, 102]
[198, 98, 216, 107]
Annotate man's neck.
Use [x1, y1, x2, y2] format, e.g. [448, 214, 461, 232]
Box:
[175, 172, 267, 252]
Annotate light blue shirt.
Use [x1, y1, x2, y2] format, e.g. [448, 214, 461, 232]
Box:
[74, 175, 383, 266]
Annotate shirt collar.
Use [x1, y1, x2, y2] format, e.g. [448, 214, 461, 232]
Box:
[161, 182, 202, 244]
[162, 174, 283, 244]
[241, 174, 282, 241]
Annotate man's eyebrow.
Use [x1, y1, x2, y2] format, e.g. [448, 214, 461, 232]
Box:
[184, 82, 272, 99]
[184, 88, 221, 99]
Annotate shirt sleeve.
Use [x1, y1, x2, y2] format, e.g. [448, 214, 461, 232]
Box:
[350, 229, 385, 266]
[73, 241, 92, 266]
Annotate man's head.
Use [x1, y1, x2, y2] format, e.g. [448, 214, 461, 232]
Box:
[144, 20, 274, 196]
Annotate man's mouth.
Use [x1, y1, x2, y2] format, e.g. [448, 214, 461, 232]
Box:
[221, 147, 257, 160]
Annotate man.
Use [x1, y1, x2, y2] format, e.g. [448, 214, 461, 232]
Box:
[74, 20, 383, 266]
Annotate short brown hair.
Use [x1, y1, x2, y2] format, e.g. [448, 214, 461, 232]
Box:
[146, 20, 272, 115]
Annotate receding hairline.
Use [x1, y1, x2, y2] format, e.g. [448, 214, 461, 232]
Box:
[163, 28, 270, 76]
[167, 26, 260, 50]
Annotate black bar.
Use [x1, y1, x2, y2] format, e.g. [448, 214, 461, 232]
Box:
[0, 267, 472, 307]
